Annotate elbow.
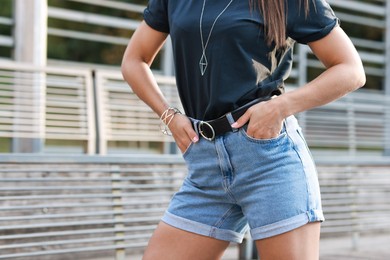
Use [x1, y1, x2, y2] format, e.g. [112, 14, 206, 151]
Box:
[347, 61, 366, 91]
[121, 52, 149, 86]
[121, 45, 137, 83]
[358, 70, 366, 88]
[121, 56, 137, 87]
[354, 65, 366, 90]
[121, 57, 130, 81]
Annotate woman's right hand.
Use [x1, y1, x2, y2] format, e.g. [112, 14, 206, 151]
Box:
[168, 114, 199, 154]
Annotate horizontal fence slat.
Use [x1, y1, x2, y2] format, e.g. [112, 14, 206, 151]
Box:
[0, 155, 389, 260]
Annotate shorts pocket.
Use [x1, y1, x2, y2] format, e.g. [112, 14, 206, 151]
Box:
[182, 141, 195, 158]
[240, 124, 287, 144]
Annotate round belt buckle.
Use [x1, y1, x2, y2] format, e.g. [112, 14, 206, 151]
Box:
[198, 121, 215, 141]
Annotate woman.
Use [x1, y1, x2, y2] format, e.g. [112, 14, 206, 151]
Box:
[122, 0, 365, 259]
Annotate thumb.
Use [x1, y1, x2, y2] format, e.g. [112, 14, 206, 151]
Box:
[231, 110, 251, 129]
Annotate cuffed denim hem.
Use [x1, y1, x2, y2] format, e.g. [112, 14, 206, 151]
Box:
[162, 211, 247, 243]
[250, 210, 324, 240]
[307, 209, 325, 222]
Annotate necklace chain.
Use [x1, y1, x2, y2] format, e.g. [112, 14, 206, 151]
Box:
[199, 0, 234, 76]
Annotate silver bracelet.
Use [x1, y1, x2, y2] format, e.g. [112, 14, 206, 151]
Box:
[159, 107, 182, 136]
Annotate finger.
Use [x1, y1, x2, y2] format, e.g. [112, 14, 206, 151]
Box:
[176, 125, 198, 153]
[249, 121, 283, 139]
[184, 123, 199, 143]
[231, 109, 251, 129]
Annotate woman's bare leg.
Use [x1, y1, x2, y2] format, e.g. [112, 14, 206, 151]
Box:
[255, 222, 321, 260]
[143, 222, 230, 260]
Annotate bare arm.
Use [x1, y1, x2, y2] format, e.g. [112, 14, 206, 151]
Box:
[121, 21, 170, 116]
[233, 26, 366, 138]
[278, 26, 366, 117]
[121, 21, 198, 152]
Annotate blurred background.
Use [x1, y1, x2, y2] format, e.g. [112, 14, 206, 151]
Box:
[0, 0, 389, 259]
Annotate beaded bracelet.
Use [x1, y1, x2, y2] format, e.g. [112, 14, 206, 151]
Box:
[159, 107, 182, 136]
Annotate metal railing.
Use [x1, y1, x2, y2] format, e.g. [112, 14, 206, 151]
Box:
[46, 0, 389, 85]
[1, 0, 389, 85]
[297, 92, 390, 156]
[0, 155, 389, 259]
[327, 0, 386, 83]
[0, 154, 187, 260]
[94, 69, 181, 154]
[317, 158, 390, 236]
[47, 0, 144, 46]
[3, 0, 387, 85]
[1, 0, 390, 155]
[0, 60, 96, 154]
[1, 60, 390, 155]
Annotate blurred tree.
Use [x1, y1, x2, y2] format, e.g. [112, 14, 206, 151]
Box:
[328, 4, 384, 91]
[0, 0, 387, 90]
[0, 0, 13, 58]
[47, 0, 148, 66]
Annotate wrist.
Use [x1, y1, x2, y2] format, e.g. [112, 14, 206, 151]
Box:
[270, 94, 292, 118]
[159, 107, 182, 135]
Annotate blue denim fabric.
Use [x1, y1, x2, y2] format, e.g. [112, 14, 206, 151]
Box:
[161, 116, 324, 243]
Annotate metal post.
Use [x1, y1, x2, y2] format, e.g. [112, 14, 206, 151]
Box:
[348, 164, 360, 250]
[347, 97, 357, 157]
[111, 166, 126, 260]
[296, 44, 309, 132]
[162, 37, 175, 77]
[12, 0, 47, 153]
[384, 0, 390, 156]
[238, 233, 258, 260]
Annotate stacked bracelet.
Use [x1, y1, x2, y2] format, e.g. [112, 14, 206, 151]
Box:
[159, 107, 182, 136]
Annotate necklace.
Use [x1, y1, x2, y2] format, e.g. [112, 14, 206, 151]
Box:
[199, 0, 234, 76]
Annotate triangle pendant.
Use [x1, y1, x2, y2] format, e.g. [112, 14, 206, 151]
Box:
[199, 53, 208, 76]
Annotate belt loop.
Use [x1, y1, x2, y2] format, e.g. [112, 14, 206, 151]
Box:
[190, 118, 200, 136]
[226, 113, 238, 133]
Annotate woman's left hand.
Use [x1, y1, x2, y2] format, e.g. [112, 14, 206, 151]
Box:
[231, 99, 285, 139]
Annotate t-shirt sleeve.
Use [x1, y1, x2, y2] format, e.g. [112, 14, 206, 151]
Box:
[143, 0, 170, 33]
[287, 0, 339, 44]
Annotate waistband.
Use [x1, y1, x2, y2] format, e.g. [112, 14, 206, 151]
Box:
[191, 96, 272, 141]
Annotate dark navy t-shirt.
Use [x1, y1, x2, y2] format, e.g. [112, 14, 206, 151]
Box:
[144, 0, 339, 120]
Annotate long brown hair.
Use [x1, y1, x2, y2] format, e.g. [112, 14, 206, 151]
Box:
[250, 0, 309, 48]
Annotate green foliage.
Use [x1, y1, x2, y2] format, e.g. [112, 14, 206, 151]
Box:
[0, 138, 10, 153]
[0, 0, 12, 17]
[0, 0, 12, 58]
[331, 5, 385, 91]
[1, 0, 388, 89]
[47, 0, 147, 65]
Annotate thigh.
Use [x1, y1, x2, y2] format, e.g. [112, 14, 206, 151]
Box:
[255, 222, 321, 260]
[143, 222, 230, 260]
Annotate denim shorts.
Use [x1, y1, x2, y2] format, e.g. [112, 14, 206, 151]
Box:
[161, 115, 324, 243]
